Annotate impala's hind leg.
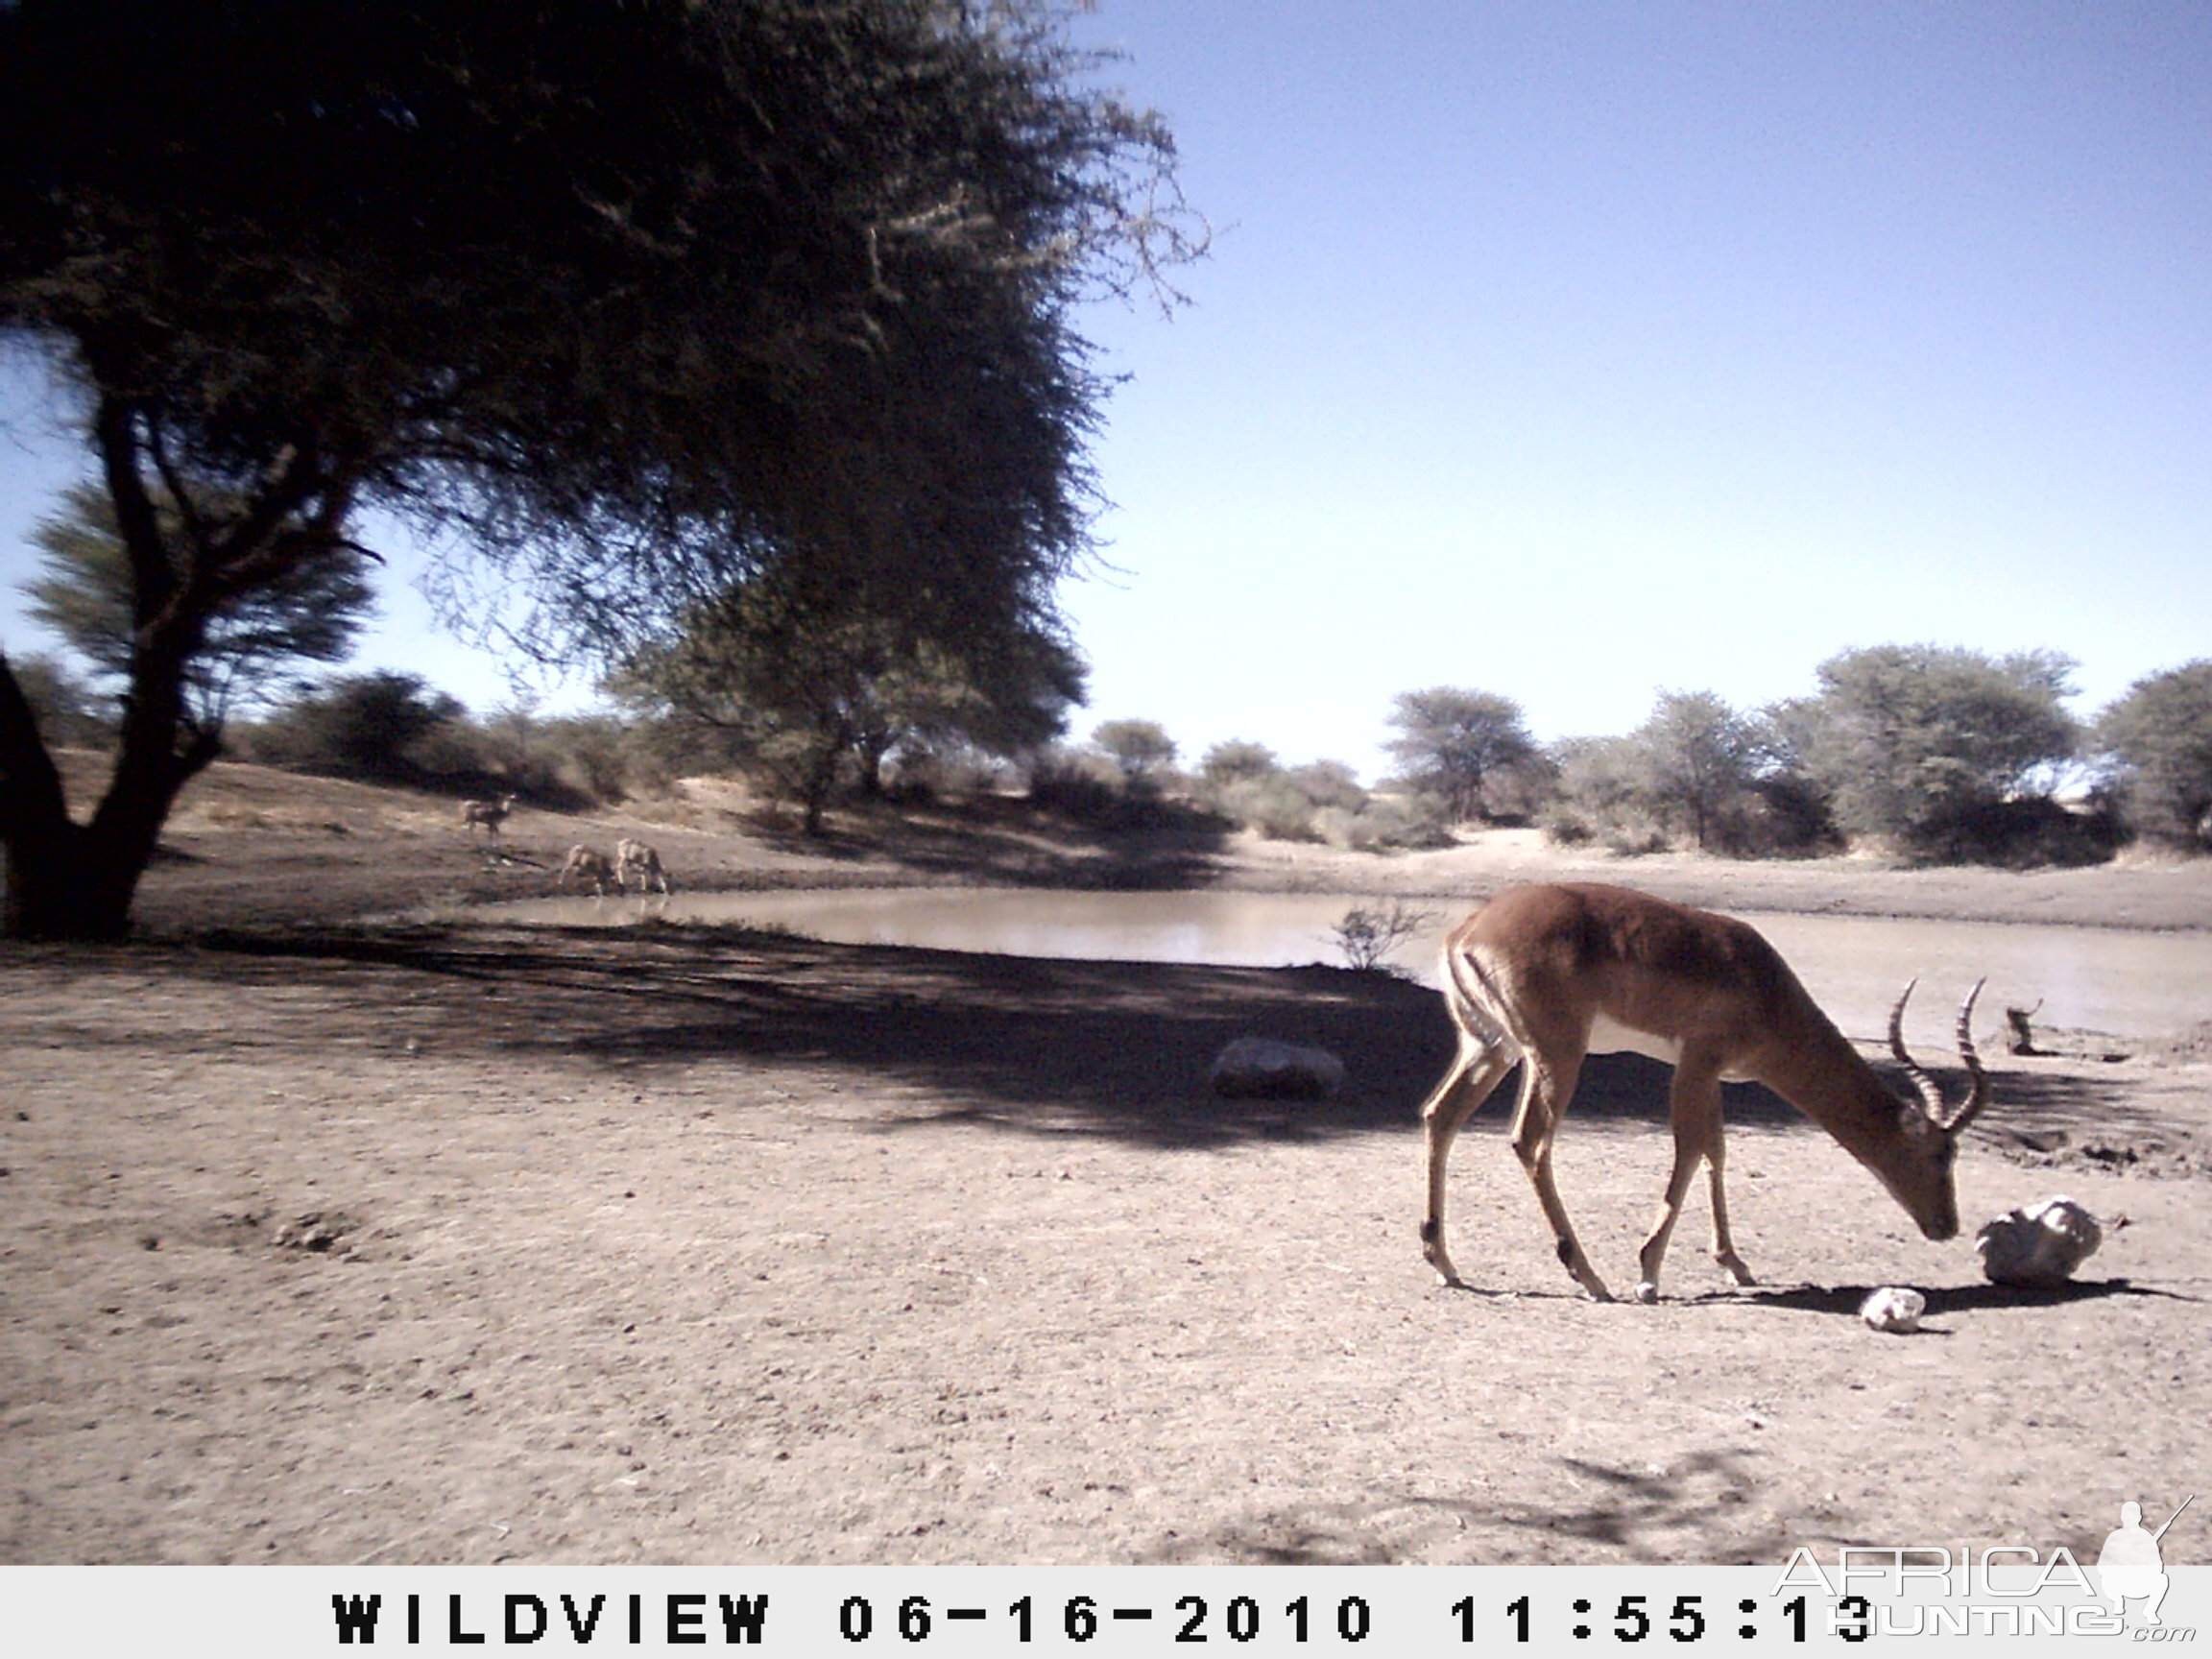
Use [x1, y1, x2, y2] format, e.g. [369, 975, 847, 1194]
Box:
[1419, 1034, 1514, 1288]
[1507, 1044, 1612, 1301]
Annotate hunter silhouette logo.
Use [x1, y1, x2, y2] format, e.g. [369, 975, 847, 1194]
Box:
[2099, 1494, 2195, 1627]
[1774, 1491, 2201, 1638]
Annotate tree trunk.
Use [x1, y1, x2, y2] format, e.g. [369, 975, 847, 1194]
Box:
[800, 746, 838, 836]
[3, 814, 154, 942]
[2, 643, 214, 942]
[857, 741, 890, 798]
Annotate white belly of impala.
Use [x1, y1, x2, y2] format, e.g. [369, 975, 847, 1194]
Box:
[1586, 1011, 1682, 1067]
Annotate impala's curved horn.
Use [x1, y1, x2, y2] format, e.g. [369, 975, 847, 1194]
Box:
[1887, 979, 1948, 1121]
[1888, 976, 1990, 1136]
[1944, 977, 1990, 1136]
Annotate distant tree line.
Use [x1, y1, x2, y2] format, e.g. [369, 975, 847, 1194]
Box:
[15, 458, 2207, 861]
[18, 620, 2212, 864]
[19, 478, 2211, 865]
[1030, 644, 2212, 866]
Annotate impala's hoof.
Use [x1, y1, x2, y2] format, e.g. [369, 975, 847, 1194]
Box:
[1634, 1281, 1660, 1305]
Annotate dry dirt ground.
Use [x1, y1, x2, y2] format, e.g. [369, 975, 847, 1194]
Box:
[3, 759, 2209, 1565]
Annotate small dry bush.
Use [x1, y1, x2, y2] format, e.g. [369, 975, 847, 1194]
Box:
[1330, 901, 1435, 973]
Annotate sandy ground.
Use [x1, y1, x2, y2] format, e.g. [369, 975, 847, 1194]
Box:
[3, 757, 2209, 1565]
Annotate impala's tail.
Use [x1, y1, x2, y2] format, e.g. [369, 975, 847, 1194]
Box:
[1440, 938, 1519, 1060]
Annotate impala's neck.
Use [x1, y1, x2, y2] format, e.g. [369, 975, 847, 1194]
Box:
[1748, 986, 1958, 1237]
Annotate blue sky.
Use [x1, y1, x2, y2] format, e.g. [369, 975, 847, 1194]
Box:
[5, 1, 2209, 780]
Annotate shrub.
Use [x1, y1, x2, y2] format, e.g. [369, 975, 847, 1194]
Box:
[1314, 792, 1455, 852]
[1715, 774, 1842, 857]
[236, 671, 466, 782]
[1213, 774, 1322, 841]
[1541, 736, 1656, 850]
[1024, 747, 1214, 830]
[1197, 738, 1279, 785]
[1088, 718, 1178, 782]
[1330, 901, 1435, 973]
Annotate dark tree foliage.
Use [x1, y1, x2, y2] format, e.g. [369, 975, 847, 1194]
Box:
[0, 0, 1194, 937]
[2098, 661, 2212, 851]
[1382, 686, 1539, 823]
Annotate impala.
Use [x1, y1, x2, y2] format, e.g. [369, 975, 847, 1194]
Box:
[461, 792, 518, 844]
[1418, 882, 1989, 1302]
[615, 837, 670, 895]
[554, 844, 623, 897]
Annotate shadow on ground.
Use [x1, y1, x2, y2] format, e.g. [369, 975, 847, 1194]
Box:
[145, 924, 2195, 1155]
[1725, 1278, 2198, 1319]
[1145, 1449, 1791, 1565]
[728, 798, 1237, 891]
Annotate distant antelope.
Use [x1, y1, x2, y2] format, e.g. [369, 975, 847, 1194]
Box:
[616, 837, 670, 895]
[555, 844, 622, 896]
[460, 792, 518, 844]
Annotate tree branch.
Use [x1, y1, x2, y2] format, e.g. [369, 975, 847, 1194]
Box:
[92, 394, 175, 627]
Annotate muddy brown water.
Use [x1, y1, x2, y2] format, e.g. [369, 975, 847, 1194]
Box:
[480, 889, 2212, 1041]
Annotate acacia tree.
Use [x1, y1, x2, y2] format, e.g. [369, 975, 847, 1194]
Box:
[618, 569, 1085, 834]
[25, 480, 375, 732]
[1089, 718, 1178, 781]
[1196, 739, 1278, 784]
[2098, 661, 2212, 850]
[1631, 688, 1762, 852]
[1776, 644, 2078, 857]
[246, 671, 468, 784]
[1382, 686, 1539, 823]
[0, 0, 1195, 938]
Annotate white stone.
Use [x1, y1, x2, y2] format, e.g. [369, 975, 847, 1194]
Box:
[1209, 1037, 1346, 1100]
[1976, 1195, 2103, 1286]
[1859, 1286, 1927, 1334]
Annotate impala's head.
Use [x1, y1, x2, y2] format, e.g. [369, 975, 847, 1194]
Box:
[1881, 1105, 1964, 1238]
[1871, 978, 1990, 1240]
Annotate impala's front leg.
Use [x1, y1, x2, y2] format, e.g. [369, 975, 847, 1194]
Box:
[1638, 1054, 1731, 1303]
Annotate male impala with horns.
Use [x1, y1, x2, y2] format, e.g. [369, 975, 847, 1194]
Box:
[1418, 883, 1991, 1303]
